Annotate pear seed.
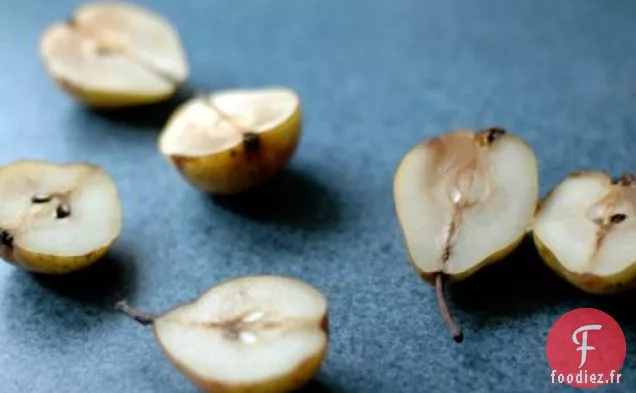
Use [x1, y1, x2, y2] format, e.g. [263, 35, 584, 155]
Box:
[56, 204, 71, 219]
[31, 193, 52, 204]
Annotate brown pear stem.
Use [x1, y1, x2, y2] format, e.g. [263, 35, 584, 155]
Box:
[618, 173, 636, 186]
[435, 274, 463, 343]
[115, 300, 156, 326]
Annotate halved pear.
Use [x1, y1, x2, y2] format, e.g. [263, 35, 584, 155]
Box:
[158, 87, 302, 195]
[533, 172, 636, 294]
[0, 160, 122, 274]
[40, 1, 189, 108]
[393, 127, 539, 341]
[116, 275, 328, 393]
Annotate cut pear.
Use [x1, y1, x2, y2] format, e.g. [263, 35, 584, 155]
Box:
[0, 160, 122, 274]
[116, 275, 328, 393]
[158, 87, 302, 195]
[40, 1, 189, 108]
[393, 127, 539, 341]
[533, 172, 636, 294]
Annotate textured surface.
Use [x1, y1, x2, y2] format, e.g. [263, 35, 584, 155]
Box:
[1, 0, 636, 392]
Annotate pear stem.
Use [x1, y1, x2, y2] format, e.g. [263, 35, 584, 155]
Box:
[115, 300, 156, 326]
[435, 274, 463, 343]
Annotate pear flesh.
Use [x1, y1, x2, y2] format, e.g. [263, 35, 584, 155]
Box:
[533, 172, 636, 293]
[40, 1, 189, 108]
[393, 128, 539, 340]
[117, 275, 328, 393]
[158, 87, 302, 194]
[0, 160, 122, 274]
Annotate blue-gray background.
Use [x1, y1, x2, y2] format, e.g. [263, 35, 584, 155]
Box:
[1, 0, 635, 392]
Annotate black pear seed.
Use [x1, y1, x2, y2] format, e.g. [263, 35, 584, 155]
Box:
[610, 214, 627, 224]
[31, 193, 52, 204]
[56, 204, 71, 219]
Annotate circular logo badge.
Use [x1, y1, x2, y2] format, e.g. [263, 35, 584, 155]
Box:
[546, 308, 626, 388]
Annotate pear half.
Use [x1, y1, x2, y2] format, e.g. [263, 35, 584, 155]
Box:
[158, 87, 302, 195]
[393, 128, 539, 341]
[116, 275, 328, 393]
[0, 160, 122, 274]
[40, 1, 189, 108]
[533, 172, 636, 294]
